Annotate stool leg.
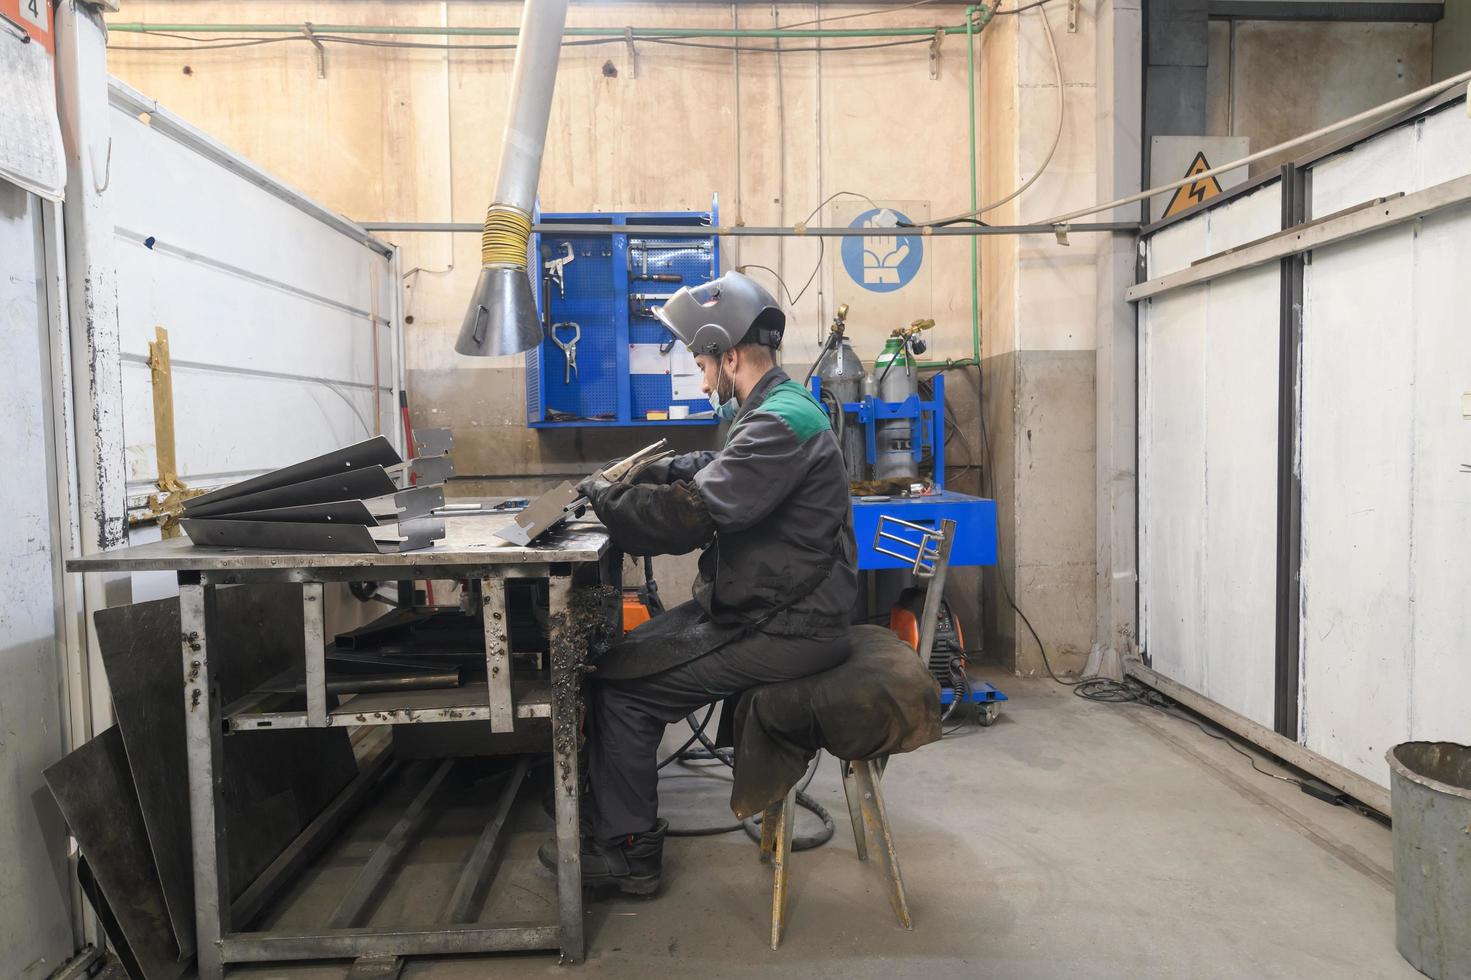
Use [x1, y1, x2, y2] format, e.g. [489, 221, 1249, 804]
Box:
[759, 802, 778, 863]
[770, 784, 797, 950]
[839, 760, 868, 862]
[854, 760, 912, 930]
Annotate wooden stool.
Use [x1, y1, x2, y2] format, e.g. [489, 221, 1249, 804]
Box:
[759, 756, 912, 949]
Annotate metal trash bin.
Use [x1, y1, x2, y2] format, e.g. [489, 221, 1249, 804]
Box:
[1388, 742, 1471, 980]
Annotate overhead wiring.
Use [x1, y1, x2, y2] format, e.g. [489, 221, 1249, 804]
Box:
[916, 0, 1064, 227]
[780, 0, 942, 31]
[994, 0, 1055, 13]
[108, 30, 938, 56]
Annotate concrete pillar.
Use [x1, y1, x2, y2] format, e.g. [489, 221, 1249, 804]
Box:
[980, 1, 1105, 677]
[1092, 1, 1144, 677]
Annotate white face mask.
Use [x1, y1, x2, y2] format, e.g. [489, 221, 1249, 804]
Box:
[708, 356, 738, 420]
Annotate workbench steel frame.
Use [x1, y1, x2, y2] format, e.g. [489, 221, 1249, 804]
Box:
[68, 518, 615, 977]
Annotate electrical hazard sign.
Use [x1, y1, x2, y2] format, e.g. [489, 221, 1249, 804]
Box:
[1162, 152, 1224, 219]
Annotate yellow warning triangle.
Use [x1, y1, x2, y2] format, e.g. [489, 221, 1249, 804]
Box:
[1163, 151, 1225, 219]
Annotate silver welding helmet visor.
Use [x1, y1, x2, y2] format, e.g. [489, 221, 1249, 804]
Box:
[652, 271, 785, 357]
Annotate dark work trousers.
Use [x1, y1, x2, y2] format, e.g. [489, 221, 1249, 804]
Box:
[586, 628, 849, 841]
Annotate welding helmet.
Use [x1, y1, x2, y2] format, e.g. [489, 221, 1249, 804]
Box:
[653, 271, 785, 357]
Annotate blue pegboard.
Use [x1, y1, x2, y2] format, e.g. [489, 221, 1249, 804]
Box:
[529, 201, 720, 428]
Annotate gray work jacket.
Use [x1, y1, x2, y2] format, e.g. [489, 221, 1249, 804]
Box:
[585, 367, 858, 678]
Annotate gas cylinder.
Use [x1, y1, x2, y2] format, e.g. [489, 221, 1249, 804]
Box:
[815, 335, 869, 483]
[873, 334, 919, 481]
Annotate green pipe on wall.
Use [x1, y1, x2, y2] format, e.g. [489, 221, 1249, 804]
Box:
[107, 22, 967, 39]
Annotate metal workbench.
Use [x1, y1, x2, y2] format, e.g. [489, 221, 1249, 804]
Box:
[67, 509, 617, 977]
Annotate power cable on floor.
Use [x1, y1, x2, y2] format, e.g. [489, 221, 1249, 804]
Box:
[1073, 676, 1386, 824]
[1078, 677, 1308, 788]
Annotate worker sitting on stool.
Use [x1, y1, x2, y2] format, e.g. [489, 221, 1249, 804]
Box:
[539, 270, 857, 895]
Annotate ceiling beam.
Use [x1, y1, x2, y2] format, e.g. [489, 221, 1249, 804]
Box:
[1208, 0, 1443, 21]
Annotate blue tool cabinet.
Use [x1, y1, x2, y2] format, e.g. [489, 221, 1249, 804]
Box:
[527, 200, 721, 428]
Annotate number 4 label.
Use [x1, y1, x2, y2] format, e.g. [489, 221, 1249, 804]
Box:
[19, 0, 47, 32]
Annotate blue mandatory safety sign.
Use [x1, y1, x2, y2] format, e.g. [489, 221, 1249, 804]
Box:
[841, 207, 924, 293]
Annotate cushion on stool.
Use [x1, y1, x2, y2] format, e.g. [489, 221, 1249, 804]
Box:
[728, 625, 942, 819]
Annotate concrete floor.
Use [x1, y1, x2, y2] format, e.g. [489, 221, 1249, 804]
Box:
[238, 671, 1418, 979]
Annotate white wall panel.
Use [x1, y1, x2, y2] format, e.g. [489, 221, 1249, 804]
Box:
[1405, 206, 1471, 742]
[105, 81, 399, 507]
[1298, 98, 1471, 788]
[120, 362, 380, 488]
[1137, 99, 1471, 794]
[1299, 228, 1415, 784]
[1141, 282, 1208, 691]
[1139, 180, 1282, 728]
[107, 102, 377, 314]
[113, 239, 380, 385]
[1200, 263, 1280, 727]
[0, 183, 74, 980]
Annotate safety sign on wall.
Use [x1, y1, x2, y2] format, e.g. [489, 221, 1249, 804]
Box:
[0, 0, 65, 200]
[1149, 136, 1249, 223]
[841, 207, 925, 293]
[825, 199, 936, 360]
[2, 0, 52, 51]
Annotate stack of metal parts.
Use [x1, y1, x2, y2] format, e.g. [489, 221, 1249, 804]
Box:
[177, 433, 454, 553]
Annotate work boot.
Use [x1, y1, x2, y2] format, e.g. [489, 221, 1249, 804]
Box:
[537, 819, 667, 896]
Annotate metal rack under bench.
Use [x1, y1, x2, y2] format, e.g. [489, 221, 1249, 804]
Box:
[66, 506, 618, 977]
[527, 199, 721, 427]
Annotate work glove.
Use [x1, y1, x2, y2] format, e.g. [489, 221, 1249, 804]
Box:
[576, 474, 614, 506]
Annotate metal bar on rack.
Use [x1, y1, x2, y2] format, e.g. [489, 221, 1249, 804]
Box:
[872, 515, 946, 576]
[228, 695, 551, 731]
[546, 574, 585, 962]
[328, 759, 456, 928]
[218, 924, 561, 961]
[179, 578, 230, 980]
[303, 583, 328, 727]
[347, 954, 404, 980]
[481, 576, 515, 732]
[231, 733, 396, 930]
[443, 756, 531, 923]
[915, 519, 957, 668]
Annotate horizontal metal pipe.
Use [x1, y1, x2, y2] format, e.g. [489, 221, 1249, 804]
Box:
[109, 22, 962, 39]
[288, 671, 463, 696]
[361, 221, 1140, 237]
[219, 924, 561, 961]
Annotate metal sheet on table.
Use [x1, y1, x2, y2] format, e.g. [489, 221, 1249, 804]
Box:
[184, 466, 400, 519]
[66, 508, 610, 572]
[185, 437, 401, 512]
[495, 482, 583, 546]
[43, 727, 186, 980]
[94, 587, 360, 951]
[181, 516, 444, 553]
[212, 498, 381, 525]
